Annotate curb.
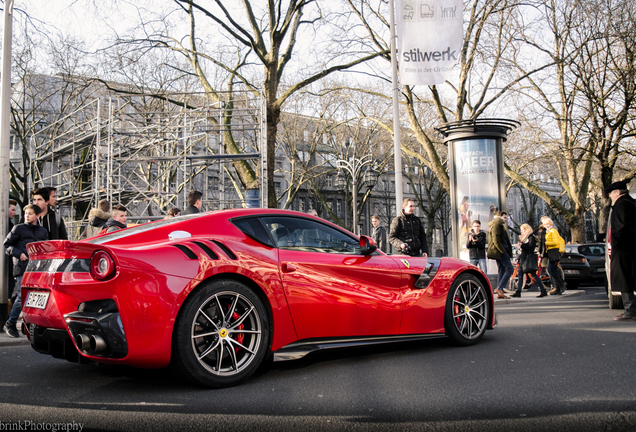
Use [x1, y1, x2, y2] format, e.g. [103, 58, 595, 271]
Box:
[495, 289, 585, 305]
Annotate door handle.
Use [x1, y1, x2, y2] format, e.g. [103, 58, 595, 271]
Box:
[281, 263, 297, 273]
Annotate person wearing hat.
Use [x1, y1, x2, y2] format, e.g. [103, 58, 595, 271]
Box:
[606, 180, 636, 321]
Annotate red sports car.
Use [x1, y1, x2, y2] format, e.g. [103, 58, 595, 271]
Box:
[20, 209, 496, 387]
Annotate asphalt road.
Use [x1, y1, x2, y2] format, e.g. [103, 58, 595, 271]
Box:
[1, 286, 635, 432]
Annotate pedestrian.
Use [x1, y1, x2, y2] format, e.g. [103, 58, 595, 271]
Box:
[3, 204, 48, 338]
[487, 211, 514, 299]
[388, 198, 429, 257]
[605, 181, 636, 321]
[466, 219, 487, 273]
[183, 190, 203, 215]
[165, 207, 181, 219]
[540, 216, 566, 295]
[32, 187, 67, 240]
[370, 215, 387, 253]
[537, 224, 549, 273]
[100, 205, 128, 233]
[5, 199, 17, 303]
[85, 199, 111, 238]
[515, 223, 548, 298]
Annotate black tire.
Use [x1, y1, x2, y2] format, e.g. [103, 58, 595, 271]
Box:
[609, 292, 623, 309]
[445, 273, 490, 346]
[173, 279, 269, 388]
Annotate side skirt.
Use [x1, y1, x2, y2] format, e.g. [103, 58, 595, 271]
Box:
[273, 333, 447, 362]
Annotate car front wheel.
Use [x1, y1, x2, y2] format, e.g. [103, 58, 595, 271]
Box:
[445, 273, 490, 346]
[173, 279, 270, 388]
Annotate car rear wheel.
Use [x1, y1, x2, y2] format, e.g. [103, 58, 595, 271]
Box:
[173, 279, 269, 388]
[445, 274, 490, 346]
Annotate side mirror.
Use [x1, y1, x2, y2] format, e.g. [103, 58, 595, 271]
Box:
[359, 235, 377, 255]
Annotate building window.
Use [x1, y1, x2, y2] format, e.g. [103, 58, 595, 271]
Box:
[274, 182, 281, 195]
[326, 175, 333, 188]
[303, 130, 309, 141]
[336, 200, 342, 216]
[299, 198, 305, 212]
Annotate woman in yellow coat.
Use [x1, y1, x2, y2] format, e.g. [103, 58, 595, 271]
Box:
[541, 216, 566, 295]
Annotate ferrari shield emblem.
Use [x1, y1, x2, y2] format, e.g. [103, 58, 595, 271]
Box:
[401, 259, 410, 268]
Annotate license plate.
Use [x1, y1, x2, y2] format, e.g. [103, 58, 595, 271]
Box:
[564, 269, 579, 275]
[25, 292, 50, 310]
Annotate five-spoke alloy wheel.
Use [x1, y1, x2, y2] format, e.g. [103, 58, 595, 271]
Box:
[173, 279, 269, 388]
[444, 274, 490, 346]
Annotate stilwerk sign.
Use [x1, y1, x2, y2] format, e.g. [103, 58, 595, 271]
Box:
[395, 0, 463, 85]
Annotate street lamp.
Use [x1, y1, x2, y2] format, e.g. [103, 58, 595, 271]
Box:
[336, 153, 374, 235]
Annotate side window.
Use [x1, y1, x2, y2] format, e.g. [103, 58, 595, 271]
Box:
[261, 216, 359, 254]
[232, 217, 275, 247]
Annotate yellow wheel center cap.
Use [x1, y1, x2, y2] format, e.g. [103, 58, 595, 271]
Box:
[219, 328, 228, 338]
[464, 306, 470, 313]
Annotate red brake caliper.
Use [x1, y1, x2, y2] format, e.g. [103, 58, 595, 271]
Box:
[231, 311, 245, 353]
[454, 294, 461, 325]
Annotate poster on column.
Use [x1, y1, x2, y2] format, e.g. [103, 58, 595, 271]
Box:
[395, 0, 463, 86]
[454, 139, 500, 255]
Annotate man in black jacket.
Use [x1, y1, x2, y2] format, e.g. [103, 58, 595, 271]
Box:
[606, 181, 636, 321]
[32, 188, 67, 240]
[466, 219, 487, 273]
[183, 190, 203, 215]
[388, 198, 428, 257]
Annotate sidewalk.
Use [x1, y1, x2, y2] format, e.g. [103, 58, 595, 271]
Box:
[494, 289, 585, 304]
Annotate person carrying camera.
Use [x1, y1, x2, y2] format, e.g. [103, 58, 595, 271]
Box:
[466, 219, 487, 273]
[389, 198, 428, 257]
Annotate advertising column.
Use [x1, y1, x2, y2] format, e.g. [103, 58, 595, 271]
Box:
[435, 119, 519, 265]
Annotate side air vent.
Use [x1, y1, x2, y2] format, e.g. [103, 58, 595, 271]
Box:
[192, 241, 219, 260]
[211, 240, 238, 260]
[172, 244, 198, 260]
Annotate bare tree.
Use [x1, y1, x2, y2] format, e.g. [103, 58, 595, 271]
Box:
[104, 1, 387, 208]
[508, 0, 636, 241]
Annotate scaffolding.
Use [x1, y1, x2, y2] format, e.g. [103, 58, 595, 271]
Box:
[31, 91, 265, 239]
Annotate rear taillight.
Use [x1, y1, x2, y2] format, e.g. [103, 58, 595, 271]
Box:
[90, 251, 116, 281]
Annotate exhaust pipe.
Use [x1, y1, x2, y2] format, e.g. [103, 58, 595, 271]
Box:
[75, 334, 91, 351]
[90, 334, 107, 353]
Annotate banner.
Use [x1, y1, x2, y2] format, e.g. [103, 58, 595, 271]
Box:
[395, 0, 463, 85]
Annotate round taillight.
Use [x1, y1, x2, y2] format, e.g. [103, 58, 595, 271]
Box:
[90, 250, 116, 281]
